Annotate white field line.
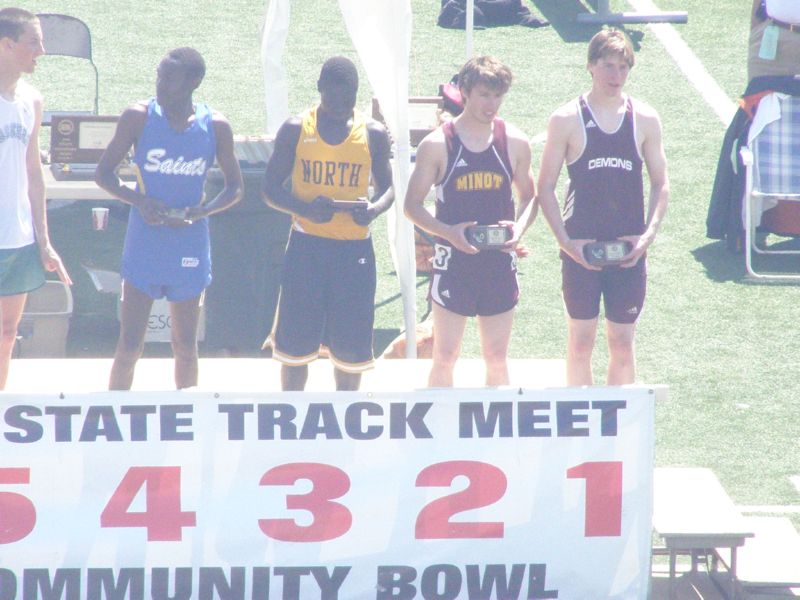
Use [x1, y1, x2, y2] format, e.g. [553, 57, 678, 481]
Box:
[626, 0, 738, 126]
[531, 1, 738, 145]
[738, 506, 800, 514]
[791, 475, 800, 494]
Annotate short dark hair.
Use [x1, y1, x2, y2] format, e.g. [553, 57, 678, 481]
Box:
[318, 56, 358, 92]
[166, 47, 206, 83]
[0, 7, 37, 42]
[458, 55, 513, 96]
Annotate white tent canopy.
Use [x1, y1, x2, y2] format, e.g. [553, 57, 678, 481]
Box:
[261, 0, 417, 357]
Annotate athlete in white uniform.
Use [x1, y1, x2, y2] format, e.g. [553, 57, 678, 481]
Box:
[0, 8, 71, 389]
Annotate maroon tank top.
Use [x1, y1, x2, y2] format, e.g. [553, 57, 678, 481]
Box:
[435, 118, 515, 230]
[564, 95, 644, 241]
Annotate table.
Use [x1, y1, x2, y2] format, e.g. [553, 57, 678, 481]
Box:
[576, 0, 687, 25]
[43, 164, 126, 203]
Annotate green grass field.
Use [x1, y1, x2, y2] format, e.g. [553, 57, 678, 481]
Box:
[24, 0, 799, 527]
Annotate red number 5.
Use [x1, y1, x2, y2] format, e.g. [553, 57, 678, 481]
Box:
[0, 468, 36, 543]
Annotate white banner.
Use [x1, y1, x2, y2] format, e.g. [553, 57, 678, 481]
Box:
[0, 387, 654, 599]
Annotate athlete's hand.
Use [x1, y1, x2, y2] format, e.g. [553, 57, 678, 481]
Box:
[500, 220, 521, 252]
[136, 197, 168, 226]
[184, 205, 210, 224]
[39, 244, 72, 286]
[304, 196, 335, 223]
[562, 238, 601, 271]
[447, 221, 479, 255]
[618, 234, 646, 268]
[352, 202, 378, 226]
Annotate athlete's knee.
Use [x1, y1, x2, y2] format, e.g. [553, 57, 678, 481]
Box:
[0, 326, 19, 350]
[432, 344, 460, 370]
[115, 332, 145, 360]
[607, 332, 635, 362]
[171, 334, 199, 360]
[482, 344, 509, 369]
[568, 330, 596, 359]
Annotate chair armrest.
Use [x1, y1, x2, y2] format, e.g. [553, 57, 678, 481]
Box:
[740, 146, 753, 167]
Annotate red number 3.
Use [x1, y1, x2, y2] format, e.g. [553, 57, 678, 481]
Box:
[259, 463, 352, 542]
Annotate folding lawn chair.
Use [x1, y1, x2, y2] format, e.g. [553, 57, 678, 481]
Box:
[36, 13, 100, 126]
[740, 92, 800, 280]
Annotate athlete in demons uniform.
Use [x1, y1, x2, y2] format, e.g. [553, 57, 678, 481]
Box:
[96, 47, 242, 390]
[405, 55, 536, 388]
[537, 29, 669, 386]
[262, 56, 394, 391]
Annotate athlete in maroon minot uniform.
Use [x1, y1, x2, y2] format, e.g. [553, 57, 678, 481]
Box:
[537, 29, 669, 386]
[405, 56, 536, 388]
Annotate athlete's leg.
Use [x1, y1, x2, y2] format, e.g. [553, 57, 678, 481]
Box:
[334, 368, 361, 391]
[476, 307, 515, 386]
[109, 281, 153, 390]
[0, 293, 28, 389]
[169, 295, 202, 389]
[429, 302, 468, 387]
[606, 320, 636, 385]
[566, 316, 599, 386]
[282, 364, 308, 391]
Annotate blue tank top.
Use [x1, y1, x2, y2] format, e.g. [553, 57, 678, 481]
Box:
[122, 99, 216, 286]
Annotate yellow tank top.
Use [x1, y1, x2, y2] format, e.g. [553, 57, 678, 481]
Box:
[290, 107, 372, 240]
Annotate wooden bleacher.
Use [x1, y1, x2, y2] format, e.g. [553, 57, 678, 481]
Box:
[653, 467, 800, 599]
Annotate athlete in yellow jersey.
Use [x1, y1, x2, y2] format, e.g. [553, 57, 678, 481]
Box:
[262, 56, 394, 391]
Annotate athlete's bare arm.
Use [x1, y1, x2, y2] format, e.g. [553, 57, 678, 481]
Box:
[536, 103, 598, 270]
[185, 114, 243, 222]
[621, 103, 669, 267]
[27, 88, 70, 284]
[261, 118, 334, 224]
[404, 128, 478, 254]
[95, 103, 171, 226]
[503, 123, 536, 249]
[352, 120, 394, 226]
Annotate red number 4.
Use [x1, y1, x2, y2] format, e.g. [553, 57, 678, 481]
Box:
[100, 467, 196, 541]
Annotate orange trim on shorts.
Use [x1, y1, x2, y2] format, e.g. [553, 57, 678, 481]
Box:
[328, 353, 374, 374]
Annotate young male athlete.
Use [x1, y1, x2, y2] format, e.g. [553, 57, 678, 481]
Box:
[0, 8, 71, 389]
[405, 55, 536, 388]
[262, 56, 394, 392]
[96, 47, 242, 390]
[537, 29, 669, 386]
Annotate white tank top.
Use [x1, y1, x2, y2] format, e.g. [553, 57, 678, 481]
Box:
[766, 0, 800, 24]
[0, 81, 37, 249]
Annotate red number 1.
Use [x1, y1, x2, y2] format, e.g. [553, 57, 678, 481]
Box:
[567, 461, 623, 537]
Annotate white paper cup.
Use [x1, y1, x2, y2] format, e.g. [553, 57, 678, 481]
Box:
[92, 207, 109, 231]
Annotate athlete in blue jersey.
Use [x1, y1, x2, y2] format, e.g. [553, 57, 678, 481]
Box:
[96, 48, 242, 390]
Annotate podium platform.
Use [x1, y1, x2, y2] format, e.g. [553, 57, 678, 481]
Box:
[3, 357, 566, 393]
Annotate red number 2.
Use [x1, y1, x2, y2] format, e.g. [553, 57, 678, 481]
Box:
[0, 468, 36, 543]
[100, 467, 196, 541]
[415, 460, 506, 539]
[567, 461, 623, 537]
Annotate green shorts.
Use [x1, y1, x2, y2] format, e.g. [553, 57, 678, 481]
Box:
[0, 243, 46, 297]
